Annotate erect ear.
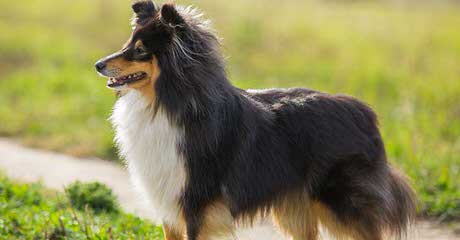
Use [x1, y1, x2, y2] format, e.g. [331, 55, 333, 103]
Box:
[160, 3, 184, 26]
[132, 0, 157, 24]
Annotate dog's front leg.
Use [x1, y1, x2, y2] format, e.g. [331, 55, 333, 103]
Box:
[182, 192, 235, 240]
[163, 224, 184, 240]
[182, 188, 208, 240]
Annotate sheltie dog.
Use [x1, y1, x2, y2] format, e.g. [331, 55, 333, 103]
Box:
[95, 1, 416, 239]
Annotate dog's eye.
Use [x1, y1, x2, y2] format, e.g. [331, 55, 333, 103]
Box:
[135, 47, 146, 55]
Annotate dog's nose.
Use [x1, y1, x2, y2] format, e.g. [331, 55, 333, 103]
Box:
[95, 61, 106, 72]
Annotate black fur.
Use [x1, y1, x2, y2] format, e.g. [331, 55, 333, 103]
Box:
[160, 3, 185, 26]
[132, 0, 157, 25]
[129, 2, 416, 239]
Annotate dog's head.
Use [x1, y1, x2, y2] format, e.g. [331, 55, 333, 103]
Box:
[95, 1, 186, 98]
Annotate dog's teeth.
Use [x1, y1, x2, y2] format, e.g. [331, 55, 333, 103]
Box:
[110, 73, 143, 84]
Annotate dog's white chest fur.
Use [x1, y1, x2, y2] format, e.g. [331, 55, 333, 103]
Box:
[111, 91, 186, 224]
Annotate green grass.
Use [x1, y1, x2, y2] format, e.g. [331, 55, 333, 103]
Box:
[0, 0, 459, 220]
[0, 175, 163, 239]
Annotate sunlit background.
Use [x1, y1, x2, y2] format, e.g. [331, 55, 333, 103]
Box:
[0, 0, 459, 238]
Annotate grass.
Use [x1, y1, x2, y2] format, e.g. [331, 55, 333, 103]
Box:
[0, 0, 459, 220]
[0, 175, 163, 239]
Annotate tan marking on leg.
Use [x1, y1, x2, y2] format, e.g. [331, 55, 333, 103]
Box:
[313, 202, 382, 240]
[272, 192, 319, 240]
[163, 224, 184, 240]
[197, 201, 235, 240]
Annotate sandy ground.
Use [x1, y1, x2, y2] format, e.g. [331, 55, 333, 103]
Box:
[0, 138, 458, 240]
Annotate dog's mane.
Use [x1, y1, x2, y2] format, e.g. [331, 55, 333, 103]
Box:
[154, 6, 236, 124]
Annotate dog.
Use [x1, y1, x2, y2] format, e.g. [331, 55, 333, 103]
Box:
[95, 1, 416, 239]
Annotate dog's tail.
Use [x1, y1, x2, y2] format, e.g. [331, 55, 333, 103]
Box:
[318, 162, 416, 240]
[383, 166, 417, 238]
[373, 167, 416, 239]
[360, 165, 417, 239]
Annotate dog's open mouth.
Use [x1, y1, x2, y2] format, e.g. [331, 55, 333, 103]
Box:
[107, 72, 147, 88]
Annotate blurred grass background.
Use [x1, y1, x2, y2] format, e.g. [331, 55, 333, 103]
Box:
[0, 174, 164, 239]
[0, 0, 459, 220]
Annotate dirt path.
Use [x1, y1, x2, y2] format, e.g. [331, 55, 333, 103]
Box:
[0, 138, 458, 240]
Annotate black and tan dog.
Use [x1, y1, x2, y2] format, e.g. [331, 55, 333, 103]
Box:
[95, 1, 416, 239]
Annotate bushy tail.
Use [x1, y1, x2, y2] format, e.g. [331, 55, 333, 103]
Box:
[318, 163, 417, 240]
[384, 166, 417, 239]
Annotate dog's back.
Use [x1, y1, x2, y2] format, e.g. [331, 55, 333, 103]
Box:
[246, 88, 416, 239]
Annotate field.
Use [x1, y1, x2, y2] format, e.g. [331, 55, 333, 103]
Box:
[0, 175, 163, 239]
[0, 0, 459, 220]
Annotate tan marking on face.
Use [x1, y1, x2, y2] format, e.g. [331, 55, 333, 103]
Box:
[104, 54, 160, 104]
[126, 56, 160, 103]
[135, 39, 144, 49]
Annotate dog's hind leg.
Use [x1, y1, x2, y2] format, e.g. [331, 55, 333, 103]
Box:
[272, 192, 319, 240]
[313, 202, 383, 240]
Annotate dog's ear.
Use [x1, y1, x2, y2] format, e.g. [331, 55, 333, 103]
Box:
[160, 3, 184, 26]
[132, 0, 157, 24]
